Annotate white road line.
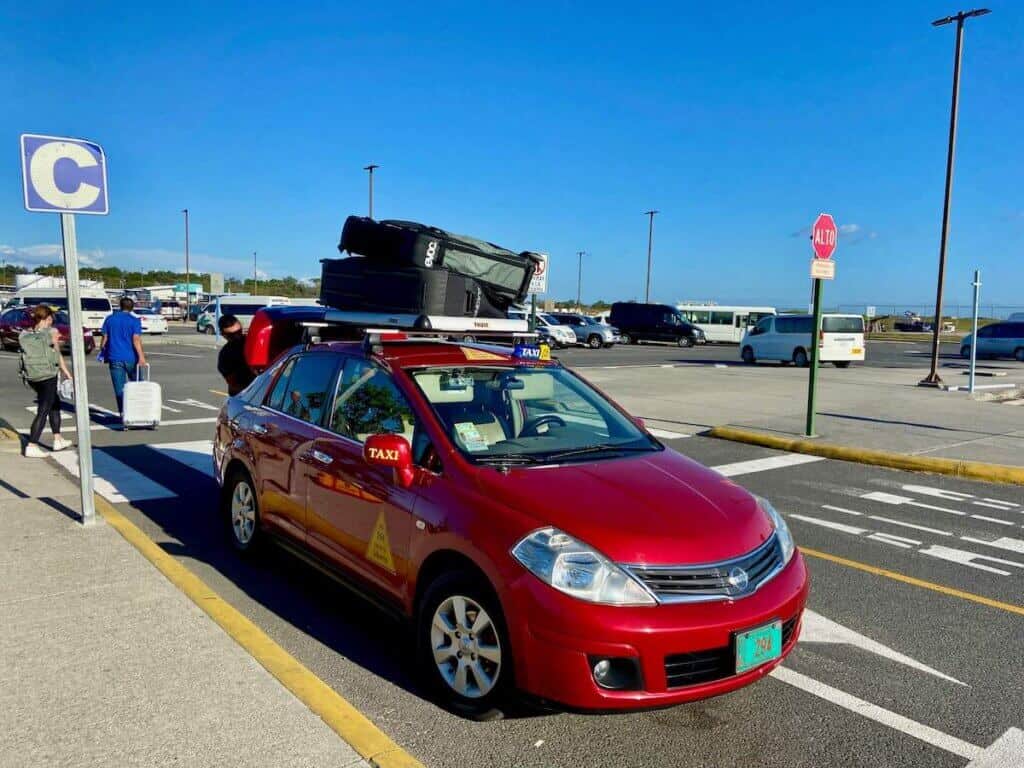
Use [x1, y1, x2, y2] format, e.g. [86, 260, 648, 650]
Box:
[972, 500, 1018, 511]
[868, 515, 952, 537]
[147, 351, 202, 358]
[867, 534, 915, 549]
[17, 417, 218, 434]
[870, 531, 921, 546]
[26, 406, 72, 420]
[918, 545, 1024, 576]
[50, 448, 175, 503]
[822, 504, 863, 516]
[788, 514, 867, 536]
[961, 536, 1024, 555]
[969, 514, 1014, 526]
[162, 404, 183, 413]
[982, 497, 1019, 508]
[149, 440, 215, 478]
[712, 454, 824, 477]
[647, 428, 690, 440]
[901, 484, 972, 501]
[167, 398, 221, 412]
[861, 491, 965, 516]
[770, 667, 982, 761]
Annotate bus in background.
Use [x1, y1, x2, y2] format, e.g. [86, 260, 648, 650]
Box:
[676, 304, 777, 343]
[740, 313, 865, 367]
[5, 287, 113, 332]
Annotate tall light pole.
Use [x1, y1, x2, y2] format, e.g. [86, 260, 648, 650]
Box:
[576, 251, 585, 310]
[364, 164, 379, 218]
[643, 211, 658, 303]
[253, 251, 258, 294]
[182, 208, 190, 322]
[921, 7, 990, 387]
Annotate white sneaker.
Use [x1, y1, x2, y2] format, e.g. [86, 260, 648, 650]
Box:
[52, 436, 72, 451]
[24, 444, 47, 458]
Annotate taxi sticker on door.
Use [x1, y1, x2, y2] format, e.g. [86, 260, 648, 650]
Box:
[366, 511, 396, 572]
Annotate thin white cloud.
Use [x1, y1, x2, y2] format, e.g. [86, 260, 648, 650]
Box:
[0, 243, 103, 267]
[838, 223, 861, 234]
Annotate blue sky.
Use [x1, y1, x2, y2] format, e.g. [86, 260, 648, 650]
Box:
[2, 1, 1022, 307]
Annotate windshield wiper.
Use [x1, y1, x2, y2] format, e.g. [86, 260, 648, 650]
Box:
[542, 443, 655, 461]
[476, 454, 546, 466]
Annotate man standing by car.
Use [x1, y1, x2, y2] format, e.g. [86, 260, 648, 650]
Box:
[99, 297, 147, 414]
[216, 314, 254, 395]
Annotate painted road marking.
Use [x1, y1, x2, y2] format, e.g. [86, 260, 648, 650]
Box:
[822, 504, 862, 516]
[162, 404, 183, 413]
[210, 389, 228, 397]
[146, 351, 202, 358]
[868, 532, 920, 548]
[789, 514, 866, 536]
[969, 513, 1014, 526]
[647, 428, 690, 440]
[50, 448, 175, 503]
[18, 417, 218, 434]
[868, 515, 952, 537]
[26, 406, 72, 420]
[917, 545, 1024, 577]
[902, 484, 1019, 511]
[149, 440, 215, 478]
[861, 491, 966, 516]
[800, 547, 1024, 616]
[167, 398, 221, 412]
[961, 536, 1024, 555]
[712, 454, 824, 478]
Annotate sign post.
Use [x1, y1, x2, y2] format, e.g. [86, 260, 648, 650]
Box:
[806, 213, 838, 437]
[21, 134, 109, 527]
[527, 253, 548, 333]
[968, 270, 981, 394]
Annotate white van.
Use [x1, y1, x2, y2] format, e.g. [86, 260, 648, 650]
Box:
[677, 304, 777, 343]
[197, 295, 292, 335]
[7, 288, 113, 331]
[740, 314, 865, 367]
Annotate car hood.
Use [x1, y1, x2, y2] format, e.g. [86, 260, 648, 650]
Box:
[475, 449, 773, 565]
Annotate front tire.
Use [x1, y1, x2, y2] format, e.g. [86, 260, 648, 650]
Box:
[794, 348, 809, 367]
[960, 345, 971, 360]
[741, 346, 755, 365]
[1015, 348, 1024, 363]
[222, 470, 262, 553]
[417, 571, 511, 717]
[204, 325, 216, 335]
[833, 361, 851, 368]
[587, 334, 603, 349]
[619, 333, 634, 345]
[676, 336, 693, 348]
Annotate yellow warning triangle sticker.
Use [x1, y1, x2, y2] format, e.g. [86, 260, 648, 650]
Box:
[366, 511, 396, 572]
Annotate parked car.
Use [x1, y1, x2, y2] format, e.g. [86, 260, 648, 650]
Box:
[608, 302, 705, 347]
[549, 313, 617, 348]
[740, 314, 865, 367]
[507, 309, 577, 348]
[214, 324, 808, 716]
[133, 307, 168, 335]
[0, 306, 95, 355]
[960, 321, 1024, 362]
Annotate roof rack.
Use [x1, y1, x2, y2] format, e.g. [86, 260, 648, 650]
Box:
[321, 309, 529, 335]
[360, 327, 539, 353]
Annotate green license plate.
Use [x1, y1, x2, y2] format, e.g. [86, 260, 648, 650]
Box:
[735, 620, 782, 674]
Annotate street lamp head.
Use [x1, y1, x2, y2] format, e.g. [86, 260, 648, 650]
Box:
[932, 8, 990, 26]
[364, 164, 379, 171]
[644, 210, 659, 216]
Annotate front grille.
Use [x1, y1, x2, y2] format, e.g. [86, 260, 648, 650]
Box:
[625, 534, 784, 603]
[664, 615, 799, 689]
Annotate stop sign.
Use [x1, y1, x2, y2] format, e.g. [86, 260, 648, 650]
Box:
[811, 213, 837, 260]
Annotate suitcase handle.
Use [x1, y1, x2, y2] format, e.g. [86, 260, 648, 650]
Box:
[136, 364, 151, 382]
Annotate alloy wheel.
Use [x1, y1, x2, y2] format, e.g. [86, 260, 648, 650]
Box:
[430, 595, 502, 699]
[230, 480, 256, 545]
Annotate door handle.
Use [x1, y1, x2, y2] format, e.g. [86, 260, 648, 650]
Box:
[251, 424, 269, 435]
[310, 450, 333, 465]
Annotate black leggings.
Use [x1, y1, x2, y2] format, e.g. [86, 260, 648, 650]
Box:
[28, 376, 61, 445]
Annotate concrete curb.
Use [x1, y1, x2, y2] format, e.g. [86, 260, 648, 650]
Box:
[93, 495, 424, 768]
[0, 416, 22, 452]
[707, 426, 1024, 486]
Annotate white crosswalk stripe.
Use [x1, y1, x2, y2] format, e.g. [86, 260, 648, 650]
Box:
[149, 440, 215, 478]
[50, 448, 175, 504]
[712, 454, 824, 478]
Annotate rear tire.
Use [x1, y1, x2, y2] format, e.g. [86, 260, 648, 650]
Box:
[1015, 348, 1024, 363]
[960, 345, 971, 360]
[587, 334, 603, 349]
[619, 333, 634, 345]
[793, 348, 809, 367]
[833, 361, 851, 368]
[676, 336, 693, 348]
[417, 570, 512, 718]
[741, 346, 755, 365]
[222, 469, 262, 554]
[205, 325, 216, 335]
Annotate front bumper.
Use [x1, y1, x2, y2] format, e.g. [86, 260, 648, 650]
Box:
[505, 552, 808, 710]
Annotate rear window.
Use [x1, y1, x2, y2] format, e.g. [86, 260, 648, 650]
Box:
[220, 303, 263, 317]
[83, 298, 111, 311]
[822, 316, 864, 334]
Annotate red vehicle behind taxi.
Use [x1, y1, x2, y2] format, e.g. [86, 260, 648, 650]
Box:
[214, 316, 808, 715]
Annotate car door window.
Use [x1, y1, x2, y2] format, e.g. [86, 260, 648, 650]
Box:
[978, 325, 995, 339]
[267, 357, 297, 410]
[328, 358, 417, 444]
[275, 353, 340, 424]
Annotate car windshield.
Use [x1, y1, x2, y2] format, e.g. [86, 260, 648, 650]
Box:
[410, 365, 659, 464]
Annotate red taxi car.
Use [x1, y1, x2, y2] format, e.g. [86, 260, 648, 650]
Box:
[0, 306, 96, 355]
[214, 321, 808, 715]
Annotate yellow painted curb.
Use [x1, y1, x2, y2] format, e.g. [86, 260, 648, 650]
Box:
[801, 547, 1024, 617]
[93, 495, 425, 768]
[707, 426, 1024, 486]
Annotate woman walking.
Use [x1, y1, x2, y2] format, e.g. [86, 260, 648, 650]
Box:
[19, 305, 73, 458]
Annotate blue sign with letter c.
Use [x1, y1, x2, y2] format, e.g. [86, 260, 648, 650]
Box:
[21, 134, 109, 215]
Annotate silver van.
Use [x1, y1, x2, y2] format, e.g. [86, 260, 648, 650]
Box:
[960, 322, 1024, 362]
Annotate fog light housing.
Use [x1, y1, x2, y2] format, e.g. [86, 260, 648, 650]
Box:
[588, 656, 642, 691]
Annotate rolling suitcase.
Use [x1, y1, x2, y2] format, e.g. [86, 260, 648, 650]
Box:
[320, 256, 505, 318]
[338, 217, 540, 308]
[122, 364, 161, 429]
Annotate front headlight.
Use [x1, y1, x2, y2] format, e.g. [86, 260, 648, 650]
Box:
[757, 497, 795, 566]
[512, 528, 656, 606]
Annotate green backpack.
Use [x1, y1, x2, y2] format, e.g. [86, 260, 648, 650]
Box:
[19, 329, 60, 383]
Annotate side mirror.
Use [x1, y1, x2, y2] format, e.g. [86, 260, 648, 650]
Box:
[364, 434, 415, 488]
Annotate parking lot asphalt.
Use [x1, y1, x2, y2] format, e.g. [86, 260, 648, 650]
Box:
[2, 340, 1021, 768]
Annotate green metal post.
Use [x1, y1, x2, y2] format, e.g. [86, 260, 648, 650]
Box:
[805, 278, 824, 437]
[529, 293, 537, 332]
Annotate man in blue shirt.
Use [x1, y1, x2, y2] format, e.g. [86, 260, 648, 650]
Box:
[99, 297, 148, 415]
